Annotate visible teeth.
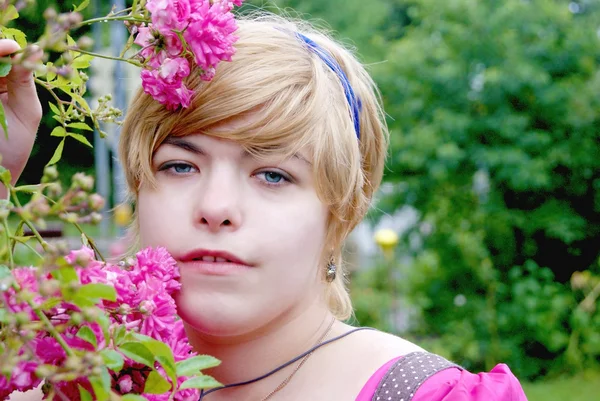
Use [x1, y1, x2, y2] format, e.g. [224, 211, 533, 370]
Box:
[201, 256, 215, 262]
[215, 257, 227, 263]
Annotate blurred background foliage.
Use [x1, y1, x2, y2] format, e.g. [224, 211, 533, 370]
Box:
[11, 0, 600, 387]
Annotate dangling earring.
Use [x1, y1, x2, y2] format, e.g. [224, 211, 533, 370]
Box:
[326, 260, 337, 282]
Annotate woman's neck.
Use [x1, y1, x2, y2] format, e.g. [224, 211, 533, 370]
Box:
[184, 301, 335, 399]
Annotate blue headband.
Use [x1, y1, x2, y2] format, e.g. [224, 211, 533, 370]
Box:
[296, 32, 362, 139]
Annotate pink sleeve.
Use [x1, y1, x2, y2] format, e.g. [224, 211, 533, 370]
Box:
[412, 363, 529, 401]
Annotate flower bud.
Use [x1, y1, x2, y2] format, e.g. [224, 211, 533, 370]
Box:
[71, 190, 87, 205]
[55, 65, 73, 78]
[31, 199, 51, 218]
[82, 307, 100, 321]
[35, 364, 55, 378]
[117, 304, 130, 315]
[76, 36, 94, 50]
[72, 173, 94, 192]
[88, 194, 105, 211]
[60, 212, 79, 224]
[90, 212, 102, 225]
[117, 375, 133, 393]
[43, 7, 57, 20]
[46, 182, 63, 198]
[43, 165, 59, 181]
[69, 248, 93, 267]
[39, 279, 60, 296]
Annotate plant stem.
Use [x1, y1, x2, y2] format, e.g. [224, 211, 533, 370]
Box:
[10, 220, 25, 252]
[78, 14, 147, 28]
[2, 218, 14, 269]
[68, 47, 143, 67]
[72, 222, 106, 262]
[9, 189, 49, 252]
[10, 280, 75, 357]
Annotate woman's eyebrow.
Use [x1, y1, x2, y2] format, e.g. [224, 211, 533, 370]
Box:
[162, 136, 205, 155]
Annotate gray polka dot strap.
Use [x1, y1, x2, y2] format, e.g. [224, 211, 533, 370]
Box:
[372, 351, 462, 401]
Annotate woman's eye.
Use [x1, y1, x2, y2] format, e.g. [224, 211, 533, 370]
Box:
[159, 162, 196, 174]
[256, 171, 290, 185]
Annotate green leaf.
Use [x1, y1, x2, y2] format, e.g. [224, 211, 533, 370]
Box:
[0, 63, 11, 77]
[121, 396, 147, 401]
[118, 342, 154, 367]
[179, 375, 222, 390]
[78, 385, 93, 401]
[40, 297, 61, 311]
[67, 122, 93, 131]
[71, 93, 92, 114]
[50, 126, 67, 137]
[72, 53, 94, 70]
[130, 332, 177, 383]
[46, 62, 56, 82]
[0, 165, 11, 185]
[76, 325, 97, 348]
[96, 313, 110, 344]
[1, 28, 27, 48]
[89, 367, 111, 401]
[68, 133, 93, 148]
[14, 184, 44, 193]
[51, 266, 78, 286]
[76, 283, 117, 302]
[0, 101, 8, 140]
[0, 308, 8, 323]
[176, 355, 221, 377]
[99, 349, 124, 372]
[48, 102, 60, 116]
[143, 370, 171, 394]
[47, 139, 65, 165]
[1, 5, 19, 22]
[74, 0, 90, 12]
[156, 355, 177, 385]
[0, 264, 11, 280]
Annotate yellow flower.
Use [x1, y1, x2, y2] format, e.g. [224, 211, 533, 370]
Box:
[374, 229, 399, 252]
[114, 203, 133, 227]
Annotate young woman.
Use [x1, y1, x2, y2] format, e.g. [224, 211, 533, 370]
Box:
[1, 13, 528, 401]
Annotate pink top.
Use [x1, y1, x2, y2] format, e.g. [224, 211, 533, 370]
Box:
[355, 357, 528, 401]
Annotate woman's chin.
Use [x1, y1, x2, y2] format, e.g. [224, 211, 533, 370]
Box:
[175, 294, 261, 339]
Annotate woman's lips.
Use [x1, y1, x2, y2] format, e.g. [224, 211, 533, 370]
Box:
[177, 249, 252, 276]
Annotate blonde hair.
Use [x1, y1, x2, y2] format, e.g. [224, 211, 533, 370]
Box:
[119, 13, 388, 320]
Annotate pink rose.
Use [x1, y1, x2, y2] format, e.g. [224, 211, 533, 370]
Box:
[147, 0, 191, 32]
[184, 0, 238, 71]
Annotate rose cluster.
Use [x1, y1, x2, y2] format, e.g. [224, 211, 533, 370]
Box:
[134, 0, 244, 110]
[1, 247, 200, 401]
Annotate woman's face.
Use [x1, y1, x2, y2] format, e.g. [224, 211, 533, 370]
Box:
[136, 132, 329, 338]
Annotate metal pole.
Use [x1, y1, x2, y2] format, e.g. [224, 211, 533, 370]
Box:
[110, 0, 128, 236]
[92, 0, 110, 238]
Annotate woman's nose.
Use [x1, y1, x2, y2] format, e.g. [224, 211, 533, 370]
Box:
[192, 167, 242, 233]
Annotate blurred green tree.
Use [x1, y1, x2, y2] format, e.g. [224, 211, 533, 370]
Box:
[376, 0, 600, 378]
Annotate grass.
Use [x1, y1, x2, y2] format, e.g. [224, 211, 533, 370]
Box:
[522, 371, 600, 401]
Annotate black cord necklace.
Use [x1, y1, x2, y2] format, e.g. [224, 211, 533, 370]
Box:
[198, 326, 375, 400]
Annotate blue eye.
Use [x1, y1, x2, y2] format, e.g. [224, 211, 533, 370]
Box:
[173, 164, 192, 173]
[264, 172, 284, 183]
[256, 171, 290, 185]
[159, 162, 196, 174]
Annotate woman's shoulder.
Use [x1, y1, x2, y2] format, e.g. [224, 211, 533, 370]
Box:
[359, 350, 528, 401]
